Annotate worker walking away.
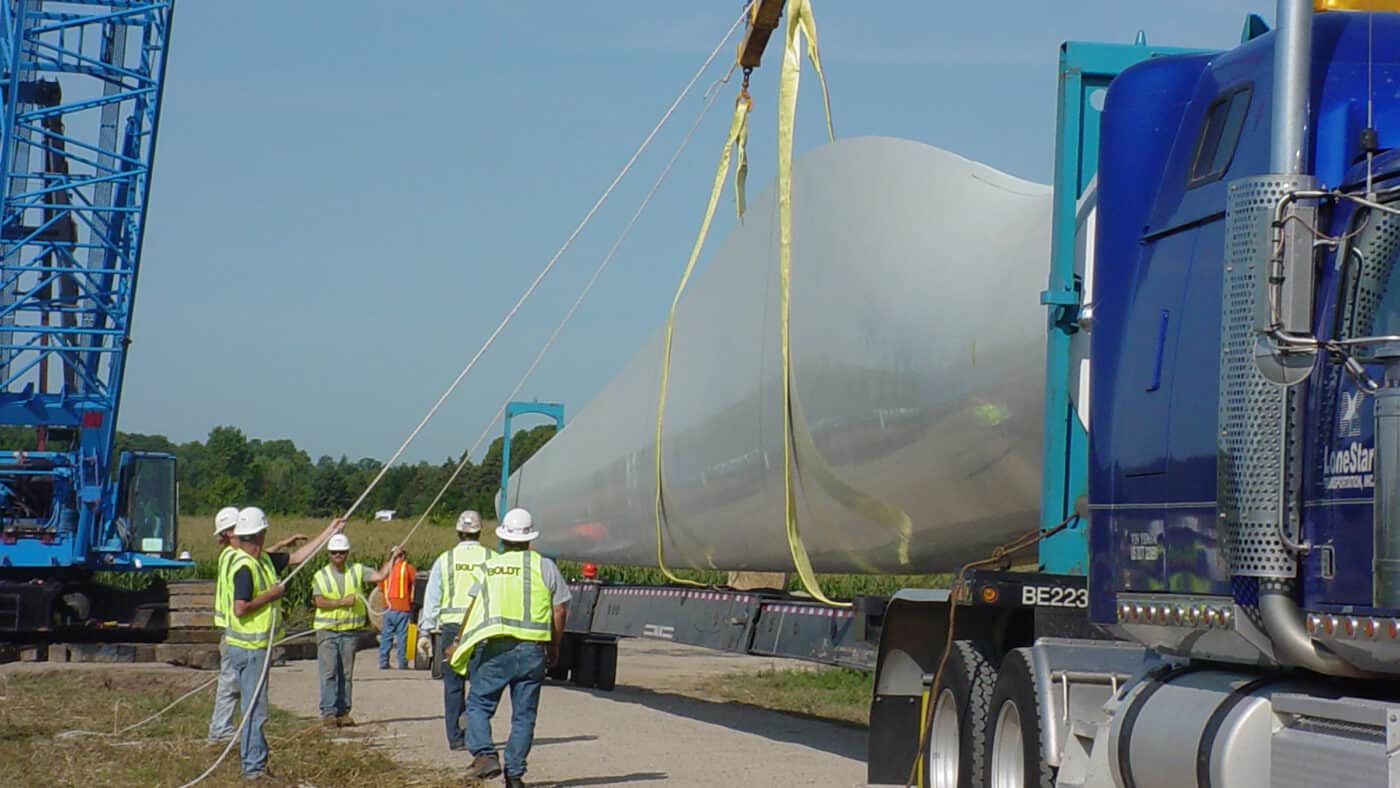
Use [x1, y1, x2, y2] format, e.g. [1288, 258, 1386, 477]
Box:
[378, 549, 416, 669]
[225, 507, 343, 779]
[446, 508, 570, 787]
[312, 534, 401, 726]
[419, 509, 495, 751]
[208, 507, 313, 744]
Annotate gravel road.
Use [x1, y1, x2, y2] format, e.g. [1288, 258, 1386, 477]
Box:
[269, 638, 871, 787]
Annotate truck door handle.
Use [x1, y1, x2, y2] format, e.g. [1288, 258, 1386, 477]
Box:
[1147, 309, 1169, 392]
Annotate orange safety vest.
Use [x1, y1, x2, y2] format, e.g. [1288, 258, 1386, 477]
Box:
[380, 558, 415, 612]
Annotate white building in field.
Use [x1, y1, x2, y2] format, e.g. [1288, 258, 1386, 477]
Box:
[373, 510, 396, 522]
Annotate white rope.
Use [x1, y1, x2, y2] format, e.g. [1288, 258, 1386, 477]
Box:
[54, 628, 317, 741]
[394, 63, 737, 551]
[174, 10, 751, 785]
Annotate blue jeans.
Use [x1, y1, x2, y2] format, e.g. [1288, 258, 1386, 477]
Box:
[379, 609, 410, 668]
[440, 623, 466, 748]
[317, 630, 358, 717]
[207, 641, 240, 741]
[466, 638, 547, 778]
[226, 644, 270, 776]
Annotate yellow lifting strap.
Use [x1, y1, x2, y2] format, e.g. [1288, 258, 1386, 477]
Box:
[776, 0, 843, 607]
[777, 0, 915, 607]
[652, 89, 753, 587]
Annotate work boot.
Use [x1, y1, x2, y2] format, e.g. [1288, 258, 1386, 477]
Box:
[503, 775, 526, 788]
[464, 752, 502, 779]
[336, 714, 356, 727]
[321, 714, 338, 729]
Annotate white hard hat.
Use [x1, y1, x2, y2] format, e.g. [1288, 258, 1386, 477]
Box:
[327, 533, 351, 552]
[496, 508, 539, 543]
[214, 506, 240, 535]
[233, 506, 270, 537]
[455, 510, 483, 534]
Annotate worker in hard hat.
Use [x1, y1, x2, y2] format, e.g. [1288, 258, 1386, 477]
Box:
[445, 508, 571, 786]
[419, 509, 496, 751]
[312, 533, 402, 727]
[225, 507, 343, 779]
[207, 506, 243, 743]
[207, 507, 313, 744]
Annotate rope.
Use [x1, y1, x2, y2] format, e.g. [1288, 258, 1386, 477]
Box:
[394, 65, 736, 554]
[172, 11, 753, 785]
[902, 516, 1077, 788]
[54, 628, 317, 741]
[331, 2, 752, 532]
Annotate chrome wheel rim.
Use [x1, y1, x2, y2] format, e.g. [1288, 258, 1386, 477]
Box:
[927, 688, 959, 788]
[990, 700, 1025, 788]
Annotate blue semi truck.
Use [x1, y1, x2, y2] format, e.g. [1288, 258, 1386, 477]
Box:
[523, 2, 1400, 786]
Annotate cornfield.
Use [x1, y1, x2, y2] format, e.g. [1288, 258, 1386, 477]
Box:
[98, 514, 953, 616]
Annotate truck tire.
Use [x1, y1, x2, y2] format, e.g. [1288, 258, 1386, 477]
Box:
[923, 640, 998, 788]
[982, 647, 1053, 788]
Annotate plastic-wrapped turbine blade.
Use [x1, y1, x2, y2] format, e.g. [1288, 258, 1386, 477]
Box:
[510, 136, 1052, 574]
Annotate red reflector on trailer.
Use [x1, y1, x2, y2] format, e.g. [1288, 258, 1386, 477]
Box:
[82, 411, 103, 428]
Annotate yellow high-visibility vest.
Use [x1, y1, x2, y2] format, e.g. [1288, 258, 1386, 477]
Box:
[448, 550, 552, 674]
[213, 545, 237, 628]
[224, 550, 282, 650]
[312, 563, 368, 631]
[438, 541, 495, 626]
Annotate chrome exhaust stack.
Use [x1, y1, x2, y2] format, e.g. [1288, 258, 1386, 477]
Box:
[1250, 0, 1366, 678]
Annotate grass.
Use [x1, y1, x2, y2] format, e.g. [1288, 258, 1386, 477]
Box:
[177, 515, 468, 565]
[696, 665, 873, 727]
[0, 668, 456, 787]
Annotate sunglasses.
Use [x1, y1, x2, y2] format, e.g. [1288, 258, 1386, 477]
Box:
[329, 551, 348, 556]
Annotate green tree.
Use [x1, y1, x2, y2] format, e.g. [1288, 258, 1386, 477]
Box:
[248, 439, 314, 514]
[309, 455, 350, 517]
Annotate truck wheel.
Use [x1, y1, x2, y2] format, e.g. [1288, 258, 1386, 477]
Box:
[923, 640, 998, 788]
[983, 648, 1053, 788]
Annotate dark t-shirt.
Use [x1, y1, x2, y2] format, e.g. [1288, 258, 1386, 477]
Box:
[231, 551, 290, 602]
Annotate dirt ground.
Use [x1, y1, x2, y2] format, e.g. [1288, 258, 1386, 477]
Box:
[270, 638, 871, 787]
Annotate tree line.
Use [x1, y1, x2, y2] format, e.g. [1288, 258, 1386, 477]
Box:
[0, 423, 558, 520]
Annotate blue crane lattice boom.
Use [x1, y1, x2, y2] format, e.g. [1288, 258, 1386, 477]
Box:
[0, 0, 172, 444]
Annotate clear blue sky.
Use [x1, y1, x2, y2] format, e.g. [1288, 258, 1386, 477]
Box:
[121, 0, 1270, 463]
